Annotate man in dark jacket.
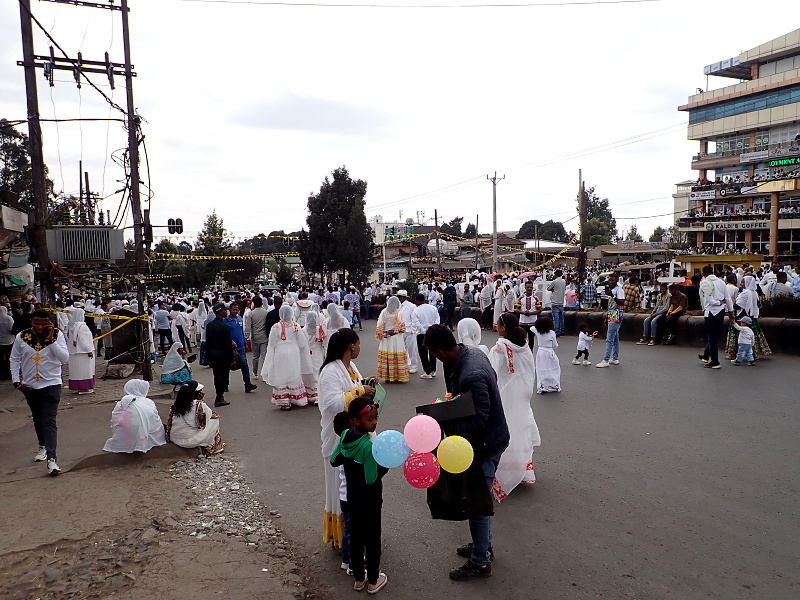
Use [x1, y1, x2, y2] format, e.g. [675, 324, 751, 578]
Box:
[442, 282, 458, 330]
[205, 304, 235, 407]
[424, 324, 509, 581]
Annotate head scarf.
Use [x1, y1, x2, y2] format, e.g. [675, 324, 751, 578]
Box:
[457, 318, 482, 347]
[121, 378, 150, 409]
[327, 304, 348, 330]
[279, 304, 295, 323]
[743, 275, 757, 292]
[386, 296, 401, 314]
[161, 342, 185, 375]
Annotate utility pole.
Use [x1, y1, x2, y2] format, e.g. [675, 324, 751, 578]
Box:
[534, 222, 539, 263]
[19, 0, 55, 307]
[474, 214, 479, 270]
[577, 169, 587, 284]
[434, 209, 443, 276]
[120, 0, 151, 381]
[487, 172, 504, 274]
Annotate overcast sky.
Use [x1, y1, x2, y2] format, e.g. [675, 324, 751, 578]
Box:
[0, 0, 792, 244]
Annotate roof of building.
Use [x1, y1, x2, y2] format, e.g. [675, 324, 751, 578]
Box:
[704, 28, 800, 80]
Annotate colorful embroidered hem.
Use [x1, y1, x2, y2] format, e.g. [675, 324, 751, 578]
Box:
[376, 350, 410, 382]
[201, 432, 225, 456]
[492, 477, 508, 502]
[323, 511, 345, 548]
[272, 383, 309, 407]
[69, 377, 95, 391]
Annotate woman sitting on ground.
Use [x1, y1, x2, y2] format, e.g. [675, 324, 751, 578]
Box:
[160, 342, 193, 386]
[166, 381, 224, 455]
[103, 379, 167, 453]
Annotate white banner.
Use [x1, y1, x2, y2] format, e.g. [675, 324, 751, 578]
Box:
[740, 150, 769, 164]
[690, 190, 716, 200]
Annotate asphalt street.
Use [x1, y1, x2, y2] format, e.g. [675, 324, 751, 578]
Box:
[190, 320, 799, 600]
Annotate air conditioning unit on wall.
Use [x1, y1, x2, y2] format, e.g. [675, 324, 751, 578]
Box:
[46, 226, 125, 264]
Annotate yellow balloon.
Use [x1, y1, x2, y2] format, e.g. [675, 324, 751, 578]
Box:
[437, 435, 474, 474]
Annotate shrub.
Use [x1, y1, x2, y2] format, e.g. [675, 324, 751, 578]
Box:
[758, 297, 800, 319]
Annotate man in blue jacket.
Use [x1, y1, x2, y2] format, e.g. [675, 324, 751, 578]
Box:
[424, 324, 509, 581]
[224, 303, 258, 394]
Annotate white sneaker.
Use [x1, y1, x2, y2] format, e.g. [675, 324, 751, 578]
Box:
[47, 459, 61, 476]
[420, 373, 432, 379]
[34, 446, 47, 462]
[582, 360, 592, 365]
[596, 361, 610, 368]
[430, 372, 436, 377]
[609, 359, 620, 365]
[409, 368, 418, 374]
[571, 359, 581, 365]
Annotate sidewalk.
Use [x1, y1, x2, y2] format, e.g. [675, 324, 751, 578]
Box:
[0, 362, 313, 600]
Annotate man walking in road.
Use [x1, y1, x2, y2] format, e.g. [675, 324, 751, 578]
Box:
[246, 296, 270, 374]
[547, 270, 566, 336]
[225, 304, 258, 394]
[424, 325, 509, 581]
[412, 293, 440, 378]
[205, 304, 235, 407]
[698, 265, 732, 369]
[154, 301, 173, 354]
[397, 290, 419, 374]
[11, 309, 70, 476]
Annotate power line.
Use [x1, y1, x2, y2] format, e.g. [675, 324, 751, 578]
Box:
[177, 0, 664, 7]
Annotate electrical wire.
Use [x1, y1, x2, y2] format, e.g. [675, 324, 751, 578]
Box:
[177, 0, 665, 7]
[48, 86, 66, 193]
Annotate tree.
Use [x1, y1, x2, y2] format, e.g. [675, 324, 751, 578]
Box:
[302, 166, 373, 282]
[581, 186, 617, 245]
[188, 211, 231, 289]
[0, 118, 55, 211]
[464, 222, 477, 238]
[539, 220, 570, 243]
[649, 225, 666, 243]
[516, 219, 541, 239]
[664, 225, 689, 249]
[626, 223, 644, 242]
[272, 257, 294, 287]
[439, 216, 463, 237]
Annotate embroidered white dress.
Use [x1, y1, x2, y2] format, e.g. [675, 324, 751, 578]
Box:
[533, 329, 561, 393]
[490, 338, 541, 500]
[261, 306, 312, 408]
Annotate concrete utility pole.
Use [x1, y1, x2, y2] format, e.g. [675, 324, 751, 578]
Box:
[474, 214, 479, 270]
[487, 172, 504, 273]
[19, 0, 55, 307]
[120, 0, 151, 381]
[434, 209, 443, 276]
[577, 169, 587, 281]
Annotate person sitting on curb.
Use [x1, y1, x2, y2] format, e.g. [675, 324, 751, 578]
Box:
[661, 284, 688, 345]
[637, 283, 669, 346]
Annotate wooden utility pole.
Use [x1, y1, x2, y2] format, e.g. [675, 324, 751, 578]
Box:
[19, 0, 55, 307]
[434, 209, 443, 276]
[120, 0, 151, 380]
[577, 169, 587, 283]
[487, 172, 504, 273]
[474, 214, 479, 270]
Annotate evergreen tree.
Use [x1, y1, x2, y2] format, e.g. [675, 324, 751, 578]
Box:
[627, 223, 644, 242]
[464, 222, 477, 238]
[582, 186, 617, 243]
[649, 226, 666, 243]
[0, 118, 54, 211]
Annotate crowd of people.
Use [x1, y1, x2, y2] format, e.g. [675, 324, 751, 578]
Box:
[6, 259, 799, 593]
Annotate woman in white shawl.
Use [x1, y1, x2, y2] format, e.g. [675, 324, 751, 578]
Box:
[318, 328, 375, 549]
[160, 342, 193, 385]
[326, 303, 349, 332]
[735, 275, 771, 357]
[375, 296, 409, 382]
[492, 280, 506, 329]
[479, 279, 494, 330]
[103, 379, 167, 453]
[456, 317, 490, 355]
[261, 305, 313, 410]
[302, 311, 326, 404]
[502, 283, 516, 314]
[490, 313, 541, 500]
[166, 381, 223, 455]
[66, 307, 96, 394]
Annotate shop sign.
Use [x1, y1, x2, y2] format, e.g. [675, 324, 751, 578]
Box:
[704, 221, 769, 231]
[740, 150, 769, 164]
[690, 190, 716, 200]
[768, 156, 800, 168]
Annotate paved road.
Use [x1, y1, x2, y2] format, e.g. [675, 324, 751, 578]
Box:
[190, 321, 799, 600]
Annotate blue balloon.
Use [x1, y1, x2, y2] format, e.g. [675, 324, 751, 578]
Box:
[372, 430, 411, 468]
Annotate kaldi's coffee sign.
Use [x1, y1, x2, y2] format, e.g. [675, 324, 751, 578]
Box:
[704, 221, 769, 231]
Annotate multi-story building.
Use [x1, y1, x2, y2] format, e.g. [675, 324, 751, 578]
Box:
[677, 28, 800, 261]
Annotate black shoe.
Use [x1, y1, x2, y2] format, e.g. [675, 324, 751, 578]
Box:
[449, 559, 491, 581]
[215, 397, 230, 407]
[245, 384, 258, 393]
[698, 354, 709, 362]
[703, 362, 721, 369]
[456, 543, 494, 561]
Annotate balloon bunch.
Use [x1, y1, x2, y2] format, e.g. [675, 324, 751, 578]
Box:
[371, 414, 475, 490]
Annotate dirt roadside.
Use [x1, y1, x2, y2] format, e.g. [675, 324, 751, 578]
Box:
[0, 368, 321, 600]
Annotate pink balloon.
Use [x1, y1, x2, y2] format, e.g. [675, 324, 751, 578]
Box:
[403, 452, 441, 489]
[403, 414, 442, 453]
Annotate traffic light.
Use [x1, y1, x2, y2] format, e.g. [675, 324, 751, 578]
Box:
[168, 218, 183, 234]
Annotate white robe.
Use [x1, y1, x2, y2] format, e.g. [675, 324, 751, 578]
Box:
[67, 321, 95, 387]
[533, 329, 561, 393]
[169, 400, 220, 449]
[399, 299, 418, 369]
[103, 395, 167, 453]
[261, 319, 313, 407]
[490, 338, 541, 500]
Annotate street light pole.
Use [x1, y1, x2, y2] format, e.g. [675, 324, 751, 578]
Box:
[487, 172, 505, 273]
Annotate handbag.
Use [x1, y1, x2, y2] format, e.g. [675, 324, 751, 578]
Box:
[229, 348, 242, 371]
[427, 458, 494, 521]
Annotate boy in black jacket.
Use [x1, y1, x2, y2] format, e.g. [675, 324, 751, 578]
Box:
[330, 396, 389, 594]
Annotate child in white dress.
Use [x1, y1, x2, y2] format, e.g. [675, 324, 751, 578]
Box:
[533, 316, 561, 393]
[572, 322, 593, 365]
